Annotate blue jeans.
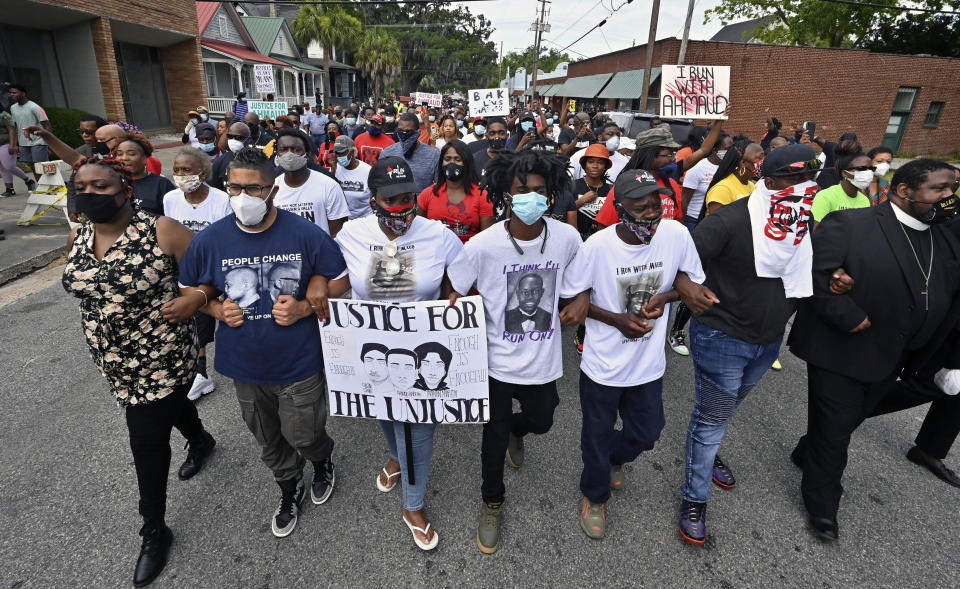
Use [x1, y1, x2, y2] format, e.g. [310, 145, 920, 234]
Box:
[380, 420, 436, 510]
[580, 371, 665, 503]
[682, 215, 699, 232]
[681, 317, 781, 503]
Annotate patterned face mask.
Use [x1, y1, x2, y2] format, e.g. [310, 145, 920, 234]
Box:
[616, 202, 662, 245]
[375, 202, 417, 235]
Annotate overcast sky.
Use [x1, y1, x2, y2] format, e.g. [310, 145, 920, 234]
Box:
[470, 0, 726, 66]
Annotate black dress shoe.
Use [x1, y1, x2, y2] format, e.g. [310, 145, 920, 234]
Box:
[791, 442, 806, 470]
[809, 516, 839, 541]
[907, 446, 960, 488]
[133, 522, 173, 587]
[178, 431, 216, 481]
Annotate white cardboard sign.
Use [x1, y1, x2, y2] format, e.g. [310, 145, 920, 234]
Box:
[659, 65, 730, 120]
[468, 87, 509, 117]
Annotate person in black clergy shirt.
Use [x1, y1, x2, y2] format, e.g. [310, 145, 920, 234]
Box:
[789, 158, 960, 541]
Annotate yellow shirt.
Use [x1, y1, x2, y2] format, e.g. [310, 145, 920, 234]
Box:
[705, 174, 754, 213]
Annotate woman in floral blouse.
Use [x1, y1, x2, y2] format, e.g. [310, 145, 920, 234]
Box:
[62, 157, 217, 587]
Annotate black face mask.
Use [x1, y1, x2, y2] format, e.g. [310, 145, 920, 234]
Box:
[444, 163, 464, 182]
[488, 137, 506, 151]
[75, 190, 125, 223]
[94, 141, 111, 156]
[906, 193, 960, 224]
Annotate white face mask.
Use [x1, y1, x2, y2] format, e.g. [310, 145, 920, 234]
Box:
[716, 150, 728, 160]
[230, 192, 269, 226]
[227, 138, 246, 153]
[605, 136, 621, 152]
[874, 162, 891, 177]
[847, 169, 874, 190]
[173, 174, 202, 193]
[276, 152, 308, 172]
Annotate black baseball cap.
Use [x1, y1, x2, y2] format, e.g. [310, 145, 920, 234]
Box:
[761, 144, 820, 177]
[614, 169, 671, 201]
[369, 156, 418, 197]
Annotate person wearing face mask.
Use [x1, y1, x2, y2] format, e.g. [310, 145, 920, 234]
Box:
[327, 156, 464, 552]
[867, 145, 893, 205]
[379, 113, 440, 193]
[810, 141, 874, 230]
[341, 109, 365, 140]
[416, 140, 492, 242]
[675, 144, 820, 547]
[471, 118, 510, 175]
[209, 122, 252, 190]
[788, 158, 960, 542]
[571, 123, 629, 181]
[381, 105, 399, 138]
[63, 156, 217, 587]
[114, 134, 174, 216]
[562, 169, 708, 540]
[445, 148, 589, 553]
[177, 147, 347, 540]
[354, 114, 396, 165]
[463, 116, 486, 146]
[191, 122, 221, 161]
[679, 133, 732, 231]
[703, 141, 764, 214]
[182, 108, 208, 148]
[242, 112, 271, 148]
[327, 135, 372, 219]
[316, 121, 342, 171]
[273, 128, 349, 237]
[506, 112, 540, 151]
[232, 91, 248, 119]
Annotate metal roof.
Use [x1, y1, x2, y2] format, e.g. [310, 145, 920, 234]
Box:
[596, 67, 661, 99]
[241, 16, 285, 56]
[550, 73, 613, 99]
[270, 54, 323, 73]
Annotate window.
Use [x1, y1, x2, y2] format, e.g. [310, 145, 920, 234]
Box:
[925, 101, 944, 127]
[218, 14, 228, 37]
[892, 87, 918, 112]
[204, 62, 218, 96]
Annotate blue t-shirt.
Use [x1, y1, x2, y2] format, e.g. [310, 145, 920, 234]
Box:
[179, 209, 346, 385]
[380, 141, 440, 193]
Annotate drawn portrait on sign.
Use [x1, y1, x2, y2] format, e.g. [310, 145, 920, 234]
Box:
[413, 342, 452, 392]
[504, 269, 557, 334]
[360, 342, 392, 395]
[386, 348, 419, 393]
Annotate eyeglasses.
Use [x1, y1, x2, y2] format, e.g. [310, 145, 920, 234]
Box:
[76, 128, 96, 135]
[225, 183, 271, 196]
[226, 134, 249, 141]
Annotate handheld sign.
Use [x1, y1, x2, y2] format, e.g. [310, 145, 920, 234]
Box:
[568, 99, 576, 113]
[468, 88, 509, 117]
[320, 296, 490, 424]
[247, 101, 288, 120]
[413, 91, 443, 107]
[253, 64, 276, 94]
[659, 65, 730, 120]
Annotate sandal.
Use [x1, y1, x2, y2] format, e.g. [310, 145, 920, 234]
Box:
[403, 514, 439, 551]
[376, 467, 401, 492]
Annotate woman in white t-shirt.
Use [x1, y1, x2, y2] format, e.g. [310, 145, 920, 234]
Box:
[162, 146, 232, 401]
[329, 156, 462, 552]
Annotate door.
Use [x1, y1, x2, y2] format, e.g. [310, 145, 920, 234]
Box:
[882, 87, 918, 152]
[114, 42, 172, 131]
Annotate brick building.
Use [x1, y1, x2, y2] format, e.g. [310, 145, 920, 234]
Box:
[535, 38, 960, 156]
[1, 0, 206, 131]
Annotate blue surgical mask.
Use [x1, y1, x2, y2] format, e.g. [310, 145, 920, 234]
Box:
[546, 118, 554, 126]
[456, 120, 464, 128]
[605, 136, 620, 152]
[337, 155, 351, 167]
[474, 124, 486, 136]
[428, 116, 436, 122]
[199, 142, 216, 153]
[346, 117, 357, 126]
[520, 121, 534, 132]
[510, 192, 548, 225]
[200, 113, 209, 121]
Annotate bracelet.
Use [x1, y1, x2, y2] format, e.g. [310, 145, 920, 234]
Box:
[190, 288, 208, 307]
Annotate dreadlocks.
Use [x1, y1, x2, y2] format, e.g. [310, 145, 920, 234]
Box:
[480, 149, 571, 217]
[72, 156, 133, 187]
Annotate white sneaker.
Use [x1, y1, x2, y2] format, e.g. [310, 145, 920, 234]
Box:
[187, 373, 216, 401]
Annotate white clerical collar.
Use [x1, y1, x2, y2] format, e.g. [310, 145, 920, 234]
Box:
[892, 202, 930, 231]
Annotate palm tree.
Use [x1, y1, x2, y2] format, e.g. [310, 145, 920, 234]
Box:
[292, 3, 362, 102]
[354, 28, 403, 103]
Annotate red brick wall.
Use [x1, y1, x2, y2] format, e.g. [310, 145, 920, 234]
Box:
[161, 38, 208, 130]
[567, 39, 960, 156]
[89, 18, 125, 122]
[45, 0, 198, 36]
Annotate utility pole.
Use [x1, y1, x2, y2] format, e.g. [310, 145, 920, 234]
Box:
[639, 0, 661, 112]
[678, 0, 696, 65]
[530, 0, 550, 104]
[498, 41, 504, 86]
[269, 0, 277, 18]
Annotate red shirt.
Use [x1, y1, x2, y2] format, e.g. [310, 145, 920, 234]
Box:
[146, 156, 162, 175]
[417, 183, 493, 243]
[595, 176, 683, 226]
[354, 132, 396, 165]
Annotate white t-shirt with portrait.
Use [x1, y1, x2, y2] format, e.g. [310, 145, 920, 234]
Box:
[682, 158, 719, 220]
[162, 185, 232, 233]
[335, 215, 462, 303]
[274, 169, 350, 234]
[447, 218, 584, 385]
[334, 160, 373, 219]
[566, 220, 705, 387]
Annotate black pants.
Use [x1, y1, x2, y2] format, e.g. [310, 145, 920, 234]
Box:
[480, 378, 560, 504]
[125, 381, 206, 521]
[866, 376, 960, 460]
[798, 364, 894, 521]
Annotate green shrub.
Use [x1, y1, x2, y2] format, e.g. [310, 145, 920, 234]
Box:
[46, 107, 89, 148]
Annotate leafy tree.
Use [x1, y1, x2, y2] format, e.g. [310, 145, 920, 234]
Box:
[501, 46, 570, 82]
[355, 28, 403, 102]
[864, 12, 960, 57]
[292, 3, 363, 99]
[705, 0, 948, 48]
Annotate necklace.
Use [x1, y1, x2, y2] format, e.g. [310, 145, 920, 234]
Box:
[898, 221, 933, 310]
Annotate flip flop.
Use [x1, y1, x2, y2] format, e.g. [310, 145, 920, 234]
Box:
[376, 467, 401, 493]
[403, 515, 439, 551]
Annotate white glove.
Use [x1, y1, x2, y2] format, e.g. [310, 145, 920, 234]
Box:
[184, 121, 195, 134]
[934, 368, 960, 396]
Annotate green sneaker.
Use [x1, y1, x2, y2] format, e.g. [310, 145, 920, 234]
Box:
[610, 464, 625, 490]
[476, 502, 503, 554]
[579, 496, 605, 539]
[506, 432, 524, 468]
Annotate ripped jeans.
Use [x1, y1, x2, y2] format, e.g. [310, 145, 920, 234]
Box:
[681, 317, 781, 503]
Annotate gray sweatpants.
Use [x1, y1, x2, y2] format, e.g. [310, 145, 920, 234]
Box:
[234, 373, 334, 482]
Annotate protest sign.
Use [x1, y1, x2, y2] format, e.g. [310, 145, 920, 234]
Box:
[568, 99, 576, 113]
[247, 101, 289, 120]
[659, 65, 730, 120]
[253, 64, 276, 94]
[320, 296, 490, 424]
[413, 91, 443, 107]
[468, 88, 509, 117]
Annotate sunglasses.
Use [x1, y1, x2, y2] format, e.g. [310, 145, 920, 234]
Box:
[76, 128, 96, 135]
[846, 165, 877, 172]
[783, 159, 823, 172]
[226, 134, 249, 141]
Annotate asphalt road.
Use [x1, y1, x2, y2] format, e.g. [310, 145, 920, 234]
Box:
[1, 276, 957, 588]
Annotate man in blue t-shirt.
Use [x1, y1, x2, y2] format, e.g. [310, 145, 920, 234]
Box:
[178, 148, 346, 539]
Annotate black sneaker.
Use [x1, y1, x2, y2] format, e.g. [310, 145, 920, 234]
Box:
[311, 457, 336, 505]
[26, 179, 36, 192]
[133, 520, 173, 587]
[272, 478, 304, 538]
[177, 430, 216, 480]
[0, 189, 15, 197]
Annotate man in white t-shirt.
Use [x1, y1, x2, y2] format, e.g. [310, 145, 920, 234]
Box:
[447, 149, 589, 555]
[328, 135, 373, 219]
[564, 169, 709, 540]
[272, 128, 350, 237]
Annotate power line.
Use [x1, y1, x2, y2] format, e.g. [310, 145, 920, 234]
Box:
[198, 0, 497, 4]
[815, 0, 960, 14]
[548, 0, 634, 53]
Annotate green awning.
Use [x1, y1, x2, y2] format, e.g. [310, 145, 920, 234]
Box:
[550, 73, 613, 99]
[597, 67, 661, 99]
[524, 84, 554, 97]
[270, 54, 323, 73]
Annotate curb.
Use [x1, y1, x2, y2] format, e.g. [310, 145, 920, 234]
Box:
[0, 245, 65, 287]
